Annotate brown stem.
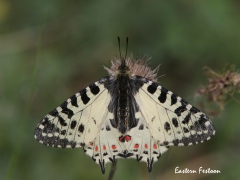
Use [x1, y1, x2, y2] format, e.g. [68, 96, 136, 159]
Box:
[108, 161, 117, 180]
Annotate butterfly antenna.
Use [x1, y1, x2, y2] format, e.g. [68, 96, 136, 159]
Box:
[125, 37, 128, 60]
[117, 37, 122, 60]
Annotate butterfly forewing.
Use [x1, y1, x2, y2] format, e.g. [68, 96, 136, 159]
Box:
[34, 77, 110, 148]
[139, 80, 215, 146]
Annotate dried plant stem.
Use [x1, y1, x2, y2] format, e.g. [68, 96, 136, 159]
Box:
[108, 161, 117, 180]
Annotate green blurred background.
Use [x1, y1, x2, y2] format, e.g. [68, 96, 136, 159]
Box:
[1, 0, 240, 180]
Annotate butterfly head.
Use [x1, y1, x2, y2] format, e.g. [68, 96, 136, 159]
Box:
[118, 59, 130, 73]
[104, 37, 159, 82]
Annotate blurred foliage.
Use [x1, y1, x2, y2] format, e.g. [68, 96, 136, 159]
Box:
[1, 0, 240, 180]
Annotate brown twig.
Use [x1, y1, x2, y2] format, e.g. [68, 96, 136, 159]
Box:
[108, 161, 117, 180]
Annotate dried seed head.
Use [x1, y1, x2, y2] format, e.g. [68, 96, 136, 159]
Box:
[196, 66, 240, 109]
[104, 55, 160, 82]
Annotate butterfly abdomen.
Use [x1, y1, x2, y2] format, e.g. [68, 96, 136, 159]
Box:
[116, 74, 131, 134]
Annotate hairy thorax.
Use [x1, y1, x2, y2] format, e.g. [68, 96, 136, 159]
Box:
[105, 57, 160, 134]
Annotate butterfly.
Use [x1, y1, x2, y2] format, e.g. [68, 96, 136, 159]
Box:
[34, 38, 215, 174]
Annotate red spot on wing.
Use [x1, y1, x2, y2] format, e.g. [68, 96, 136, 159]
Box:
[144, 144, 148, 149]
[153, 144, 157, 149]
[112, 145, 116, 150]
[103, 145, 106, 150]
[125, 135, 131, 142]
[119, 135, 132, 142]
[95, 146, 98, 151]
[134, 144, 139, 149]
[119, 135, 124, 142]
[90, 142, 93, 146]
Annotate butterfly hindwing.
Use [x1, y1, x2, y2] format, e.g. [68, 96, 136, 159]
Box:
[125, 111, 168, 171]
[34, 77, 111, 148]
[136, 79, 215, 147]
[84, 111, 122, 173]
